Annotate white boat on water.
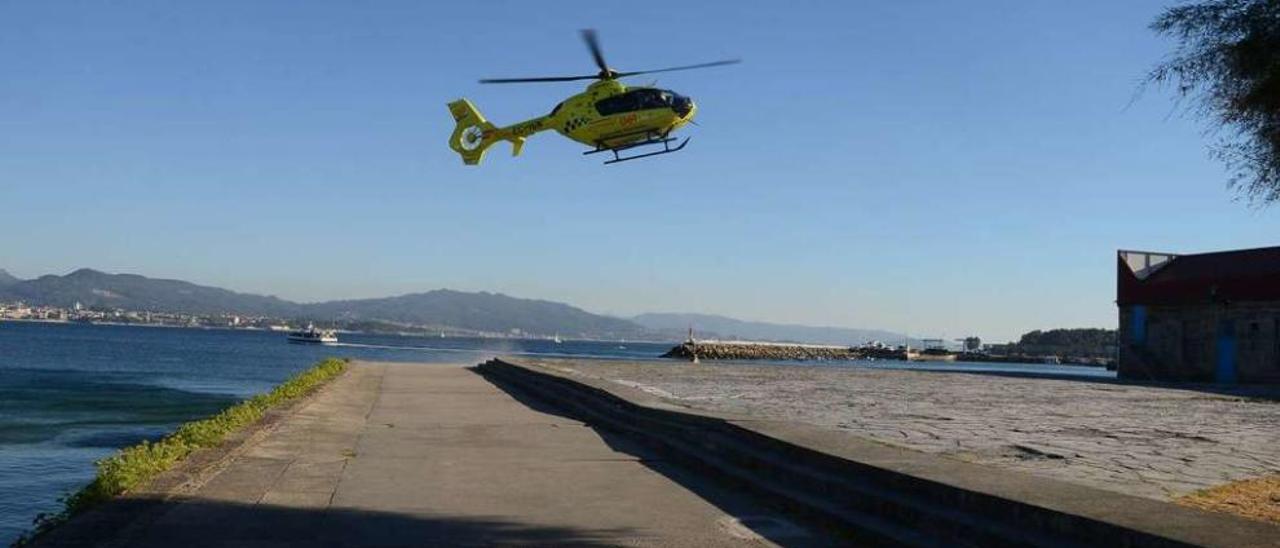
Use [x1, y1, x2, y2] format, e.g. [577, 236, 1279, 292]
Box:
[287, 324, 338, 344]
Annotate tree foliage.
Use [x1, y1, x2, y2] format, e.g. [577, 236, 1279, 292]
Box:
[1148, 0, 1280, 203]
[1014, 328, 1116, 358]
[1017, 328, 1116, 349]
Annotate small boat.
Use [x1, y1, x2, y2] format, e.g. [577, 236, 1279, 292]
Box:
[287, 324, 338, 344]
[909, 348, 957, 362]
[553, 333, 562, 344]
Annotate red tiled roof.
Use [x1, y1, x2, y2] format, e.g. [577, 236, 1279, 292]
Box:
[1117, 246, 1280, 306]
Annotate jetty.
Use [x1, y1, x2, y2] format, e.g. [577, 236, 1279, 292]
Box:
[36, 359, 1280, 547]
[34, 362, 824, 546]
[661, 340, 860, 361]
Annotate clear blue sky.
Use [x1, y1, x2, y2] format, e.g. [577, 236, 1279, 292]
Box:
[2, 1, 1277, 341]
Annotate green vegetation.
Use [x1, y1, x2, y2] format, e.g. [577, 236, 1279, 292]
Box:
[15, 358, 348, 546]
[1014, 328, 1117, 359]
[1017, 328, 1116, 349]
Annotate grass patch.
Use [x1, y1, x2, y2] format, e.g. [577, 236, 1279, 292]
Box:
[1178, 474, 1280, 524]
[15, 358, 349, 546]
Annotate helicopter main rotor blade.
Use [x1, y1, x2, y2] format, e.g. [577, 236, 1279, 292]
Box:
[479, 74, 601, 84]
[581, 29, 609, 73]
[477, 32, 739, 84]
[614, 59, 741, 78]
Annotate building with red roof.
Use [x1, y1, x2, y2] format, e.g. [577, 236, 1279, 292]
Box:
[1117, 247, 1280, 383]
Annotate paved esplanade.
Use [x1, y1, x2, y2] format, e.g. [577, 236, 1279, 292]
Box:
[106, 362, 816, 547]
[526, 358, 1280, 501]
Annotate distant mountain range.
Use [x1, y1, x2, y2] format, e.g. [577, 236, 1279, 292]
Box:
[306, 291, 642, 338]
[632, 313, 914, 346]
[4, 268, 298, 317]
[0, 269, 642, 339]
[0, 268, 910, 344]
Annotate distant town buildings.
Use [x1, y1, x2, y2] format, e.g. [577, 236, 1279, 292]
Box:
[0, 301, 550, 340]
[1117, 246, 1280, 384]
[0, 301, 288, 330]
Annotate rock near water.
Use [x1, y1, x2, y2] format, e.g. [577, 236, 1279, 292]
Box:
[662, 342, 859, 361]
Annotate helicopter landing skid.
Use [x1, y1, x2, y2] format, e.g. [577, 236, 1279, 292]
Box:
[583, 131, 690, 165]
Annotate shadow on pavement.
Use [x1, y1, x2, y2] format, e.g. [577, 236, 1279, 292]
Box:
[33, 496, 636, 548]
[472, 367, 830, 547]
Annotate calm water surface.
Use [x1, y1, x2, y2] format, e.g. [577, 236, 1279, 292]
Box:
[0, 321, 1109, 544]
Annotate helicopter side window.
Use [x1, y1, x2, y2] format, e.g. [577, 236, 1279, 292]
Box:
[596, 89, 674, 116]
[595, 92, 641, 116]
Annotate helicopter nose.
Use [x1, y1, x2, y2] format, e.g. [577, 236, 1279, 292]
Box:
[673, 96, 695, 118]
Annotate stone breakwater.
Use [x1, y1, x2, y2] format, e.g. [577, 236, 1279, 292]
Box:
[662, 341, 859, 361]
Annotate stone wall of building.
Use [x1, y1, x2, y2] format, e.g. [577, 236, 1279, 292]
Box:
[1119, 301, 1280, 383]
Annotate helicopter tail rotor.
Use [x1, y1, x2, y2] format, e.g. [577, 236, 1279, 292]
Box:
[447, 99, 523, 165]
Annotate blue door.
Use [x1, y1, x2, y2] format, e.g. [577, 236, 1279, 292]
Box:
[1216, 320, 1237, 384]
[1131, 306, 1147, 345]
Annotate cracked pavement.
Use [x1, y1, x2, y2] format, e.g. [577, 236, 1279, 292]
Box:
[525, 358, 1280, 501]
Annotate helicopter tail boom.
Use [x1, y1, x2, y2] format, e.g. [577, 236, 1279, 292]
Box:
[447, 99, 526, 165]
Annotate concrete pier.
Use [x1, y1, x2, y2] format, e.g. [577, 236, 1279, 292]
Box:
[37, 362, 820, 547]
[37, 358, 1280, 547]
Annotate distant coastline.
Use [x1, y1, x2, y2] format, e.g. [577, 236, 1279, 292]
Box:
[0, 317, 668, 344]
[1, 268, 1117, 353]
[663, 339, 1115, 368]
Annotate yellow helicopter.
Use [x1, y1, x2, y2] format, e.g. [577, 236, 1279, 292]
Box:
[448, 30, 738, 165]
